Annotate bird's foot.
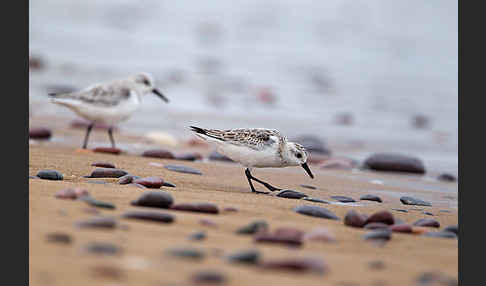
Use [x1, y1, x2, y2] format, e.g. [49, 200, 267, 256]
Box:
[253, 190, 270, 195]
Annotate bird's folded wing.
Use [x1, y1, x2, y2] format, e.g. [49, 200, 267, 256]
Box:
[50, 85, 132, 107]
[207, 128, 284, 150]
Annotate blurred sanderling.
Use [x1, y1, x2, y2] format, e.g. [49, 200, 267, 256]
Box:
[189, 126, 314, 194]
[49, 73, 168, 149]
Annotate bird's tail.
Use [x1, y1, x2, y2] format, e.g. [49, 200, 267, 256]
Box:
[189, 126, 208, 135]
[189, 126, 224, 142]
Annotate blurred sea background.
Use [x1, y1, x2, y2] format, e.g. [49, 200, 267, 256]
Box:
[29, 0, 458, 176]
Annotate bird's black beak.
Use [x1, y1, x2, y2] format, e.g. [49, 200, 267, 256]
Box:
[152, 88, 169, 103]
[301, 163, 314, 179]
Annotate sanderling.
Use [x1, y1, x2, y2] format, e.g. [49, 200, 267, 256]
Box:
[189, 126, 314, 194]
[49, 73, 168, 149]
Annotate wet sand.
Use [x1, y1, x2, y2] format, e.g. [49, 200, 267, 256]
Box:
[29, 139, 458, 286]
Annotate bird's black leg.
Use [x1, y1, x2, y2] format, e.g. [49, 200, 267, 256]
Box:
[108, 127, 116, 148]
[245, 168, 269, 194]
[82, 123, 94, 149]
[247, 172, 282, 192]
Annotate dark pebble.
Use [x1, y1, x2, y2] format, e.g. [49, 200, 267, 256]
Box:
[142, 149, 175, 159]
[29, 54, 45, 70]
[413, 218, 440, 228]
[87, 168, 128, 178]
[331, 196, 356, 203]
[91, 161, 115, 168]
[226, 249, 260, 265]
[164, 164, 202, 175]
[167, 247, 204, 260]
[36, 170, 63, 180]
[133, 177, 164, 188]
[131, 191, 173, 208]
[365, 210, 394, 225]
[363, 229, 392, 241]
[83, 242, 121, 255]
[117, 174, 140, 184]
[439, 210, 451, 213]
[344, 210, 367, 228]
[293, 205, 339, 220]
[92, 147, 122, 155]
[174, 152, 203, 161]
[400, 196, 432, 206]
[300, 184, 316, 190]
[368, 260, 385, 270]
[411, 114, 430, 129]
[236, 220, 268, 235]
[389, 224, 413, 233]
[261, 257, 328, 274]
[191, 270, 227, 284]
[360, 194, 382, 203]
[424, 231, 458, 239]
[46, 232, 72, 244]
[29, 127, 52, 140]
[170, 202, 219, 214]
[122, 210, 175, 223]
[364, 153, 425, 174]
[76, 216, 117, 229]
[162, 181, 176, 188]
[79, 196, 116, 209]
[443, 225, 458, 235]
[392, 208, 408, 213]
[438, 173, 456, 182]
[292, 135, 331, 155]
[302, 197, 330, 204]
[276, 189, 307, 199]
[364, 222, 390, 230]
[423, 211, 434, 216]
[189, 231, 206, 241]
[208, 151, 233, 162]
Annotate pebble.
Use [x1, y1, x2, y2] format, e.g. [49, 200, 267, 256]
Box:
[364, 222, 390, 230]
[362, 229, 392, 241]
[164, 164, 202, 175]
[55, 188, 77, 200]
[226, 249, 260, 265]
[276, 189, 307, 199]
[191, 270, 227, 284]
[92, 147, 122, 155]
[133, 177, 164, 188]
[400, 196, 432, 206]
[122, 210, 175, 223]
[83, 242, 121, 256]
[200, 218, 218, 228]
[303, 228, 336, 243]
[344, 210, 368, 228]
[76, 216, 117, 229]
[91, 161, 115, 168]
[423, 211, 434, 216]
[360, 194, 382, 203]
[170, 202, 219, 214]
[90, 265, 123, 280]
[261, 257, 328, 274]
[438, 173, 457, 182]
[443, 225, 458, 235]
[46, 232, 72, 244]
[162, 181, 176, 188]
[307, 153, 330, 165]
[236, 220, 268, 235]
[79, 196, 116, 209]
[389, 224, 413, 233]
[302, 197, 330, 204]
[293, 205, 339, 220]
[208, 151, 233, 162]
[87, 168, 128, 178]
[142, 149, 175, 159]
[29, 127, 52, 140]
[439, 210, 451, 213]
[131, 191, 174, 209]
[254, 228, 304, 247]
[117, 174, 140, 184]
[167, 247, 204, 260]
[36, 169, 63, 180]
[392, 209, 408, 213]
[189, 231, 206, 241]
[29, 54, 45, 70]
[368, 260, 385, 270]
[364, 153, 426, 174]
[413, 218, 440, 228]
[331, 196, 356, 203]
[174, 152, 203, 161]
[223, 207, 238, 212]
[424, 231, 457, 239]
[365, 210, 394, 225]
[300, 184, 316, 190]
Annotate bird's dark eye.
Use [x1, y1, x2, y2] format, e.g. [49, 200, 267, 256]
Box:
[142, 79, 150, 85]
[296, 153, 302, 159]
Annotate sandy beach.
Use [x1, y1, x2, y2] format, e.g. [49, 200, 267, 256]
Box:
[29, 137, 458, 286]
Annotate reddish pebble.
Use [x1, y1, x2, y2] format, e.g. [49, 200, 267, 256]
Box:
[303, 228, 336, 243]
[93, 147, 122, 155]
[142, 149, 175, 159]
[74, 188, 90, 197]
[413, 218, 440, 228]
[344, 210, 368, 228]
[365, 210, 394, 225]
[133, 177, 164, 188]
[55, 188, 77, 199]
[261, 257, 328, 274]
[364, 222, 390, 230]
[170, 203, 219, 214]
[223, 207, 238, 212]
[389, 224, 413, 233]
[91, 162, 115, 168]
[29, 127, 52, 140]
[200, 218, 218, 228]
